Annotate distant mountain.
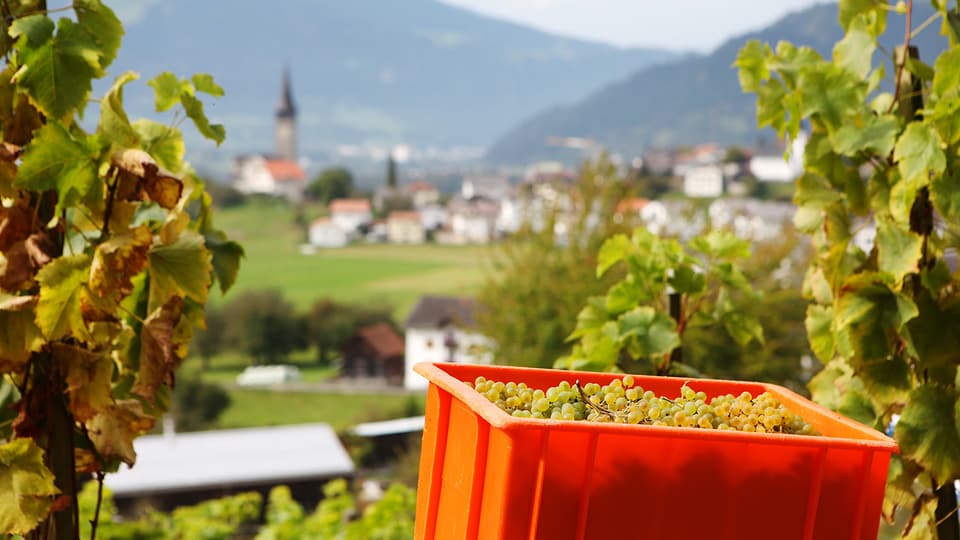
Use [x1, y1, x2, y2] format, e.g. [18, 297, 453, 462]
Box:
[108, 0, 676, 164]
[485, 3, 947, 165]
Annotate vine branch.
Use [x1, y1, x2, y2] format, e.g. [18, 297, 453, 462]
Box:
[890, 0, 914, 113]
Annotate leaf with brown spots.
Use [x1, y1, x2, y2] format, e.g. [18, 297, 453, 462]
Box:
[111, 148, 183, 209]
[84, 399, 154, 467]
[0, 295, 43, 373]
[132, 295, 184, 401]
[52, 343, 114, 422]
[89, 224, 152, 303]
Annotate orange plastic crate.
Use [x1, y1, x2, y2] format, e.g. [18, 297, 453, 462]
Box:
[413, 362, 898, 540]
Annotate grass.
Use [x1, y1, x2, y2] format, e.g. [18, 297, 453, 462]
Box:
[179, 350, 337, 385]
[218, 390, 426, 431]
[210, 199, 492, 318]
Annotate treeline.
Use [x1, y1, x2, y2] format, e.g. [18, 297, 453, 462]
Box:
[194, 290, 397, 366]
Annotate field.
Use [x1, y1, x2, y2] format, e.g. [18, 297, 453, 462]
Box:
[210, 199, 493, 318]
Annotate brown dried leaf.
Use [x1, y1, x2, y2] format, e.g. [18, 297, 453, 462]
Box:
[142, 170, 183, 210]
[111, 148, 183, 210]
[0, 142, 22, 162]
[52, 343, 115, 423]
[0, 201, 33, 252]
[0, 241, 35, 292]
[0, 295, 42, 373]
[132, 295, 184, 401]
[84, 400, 154, 467]
[24, 232, 56, 269]
[89, 225, 152, 302]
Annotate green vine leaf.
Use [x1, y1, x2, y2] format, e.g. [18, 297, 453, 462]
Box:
[204, 231, 244, 295]
[180, 93, 226, 146]
[0, 438, 58, 535]
[147, 72, 184, 112]
[98, 71, 140, 148]
[74, 0, 123, 70]
[617, 306, 680, 358]
[875, 217, 922, 283]
[930, 166, 960, 222]
[894, 384, 960, 484]
[132, 120, 184, 173]
[147, 231, 212, 309]
[834, 276, 917, 368]
[16, 121, 99, 214]
[596, 233, 631, 278]
[805, 304, 835, 363]
[191, 73, 225, 97]
[893, 123, 945, 190]
[833, 14, 875, 78]
[830, 114, 898, 157]
[10, 16, 101, 120]
[35, 254, 93, 341]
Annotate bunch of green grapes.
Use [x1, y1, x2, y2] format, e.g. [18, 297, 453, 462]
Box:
[469, 375, 817, 435]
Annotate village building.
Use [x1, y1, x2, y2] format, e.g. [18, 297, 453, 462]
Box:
[106, 423, 353, 514]
[340, 322, 406, 385]
[232, 70, 306, 202]
[749, 132, 807, 183]
[403, 295, 492, 390]
[308, 217, 349, 248]
[386, 211, 426, 244]
[404, 180, 441, 208]
[329, 198, 373, 234]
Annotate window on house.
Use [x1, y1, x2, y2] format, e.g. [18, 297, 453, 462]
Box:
[425, 339, 434, 348]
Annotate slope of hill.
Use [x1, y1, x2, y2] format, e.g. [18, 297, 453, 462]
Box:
[485, 3, 947, 164]
[107, 0, 675, 161]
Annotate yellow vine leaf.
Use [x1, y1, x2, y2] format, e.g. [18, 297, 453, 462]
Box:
[133, 295, 184, 402]
[52, 342, 114, 423]
[0, 438, 59, 535]
[84, 400, 154, 467]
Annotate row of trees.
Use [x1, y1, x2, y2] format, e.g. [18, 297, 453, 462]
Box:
[479, 156, 815, 393]
[193, 290, 396, 366]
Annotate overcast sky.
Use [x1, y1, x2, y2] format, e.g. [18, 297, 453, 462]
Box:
[439, 0, 828, 52]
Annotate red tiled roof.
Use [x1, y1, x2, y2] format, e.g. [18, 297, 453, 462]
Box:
[616, 198, 649, 213]
[388, 211, 421, 221]
[355, 322, 405, 359]
[405, 181, 436, 192]
[265, 159, 306, 182]
[329, 198, 372, 213]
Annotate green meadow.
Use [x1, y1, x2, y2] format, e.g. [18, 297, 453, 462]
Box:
[210, 198, 492, 318]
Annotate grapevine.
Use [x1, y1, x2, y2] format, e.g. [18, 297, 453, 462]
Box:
[0, 1, 241, 537]
[468, 375, 818, 435]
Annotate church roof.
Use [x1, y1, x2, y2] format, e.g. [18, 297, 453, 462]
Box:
[265, 159, 305, 181]
[276, 68, 296, 118]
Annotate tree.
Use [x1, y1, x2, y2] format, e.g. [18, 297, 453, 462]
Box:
[224, 290, 305, 365]
[305, 298, 394, 365]
[193, 305, 226, 369]
[737, 3, 960, 537]
[386, 153, 397, 189]
[306, 167, 354, 204]
[477, 156, 634, 368]
[171, 379, 231, 432]
[0, 1, 241, 537]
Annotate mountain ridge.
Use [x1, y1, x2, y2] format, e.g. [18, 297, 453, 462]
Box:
[485, 2, 947, 165]
[106, 0, 677, 164]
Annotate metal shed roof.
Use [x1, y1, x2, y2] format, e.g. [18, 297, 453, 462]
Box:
[105, 423, 354, 496]
[350, 416, 426, 438]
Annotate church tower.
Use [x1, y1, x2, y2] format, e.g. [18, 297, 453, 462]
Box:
[275, 68, 297, 162]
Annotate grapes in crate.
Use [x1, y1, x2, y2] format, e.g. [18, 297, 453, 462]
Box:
[469, 375, 817, 435]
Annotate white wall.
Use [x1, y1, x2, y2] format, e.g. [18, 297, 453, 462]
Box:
[404, 326, 492, 390]
[683, 166, 724, 198]
[331, 211, 372, 233]
[308, 223, 348, 247]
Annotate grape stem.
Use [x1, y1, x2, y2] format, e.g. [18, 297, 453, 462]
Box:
[574, 380, 618, 420]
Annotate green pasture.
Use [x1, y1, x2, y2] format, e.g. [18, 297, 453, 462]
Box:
[210, 199, 492, 318]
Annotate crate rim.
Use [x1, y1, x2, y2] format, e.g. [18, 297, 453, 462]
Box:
[414, 361, 899, 453]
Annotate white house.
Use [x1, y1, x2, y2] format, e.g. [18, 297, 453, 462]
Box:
[387, 211, 426, 244]
[329, 198, 372, 234]
[308, 217, 349, 248]
[232, 154, 307, 202]
[445, 197, 500, 244]
[418, 204, 448, 232]
[405, 181, 440, 209]
[403, 295, 493, 390]
[749, 131, 807, 182]
[683, 165, 725, 198]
